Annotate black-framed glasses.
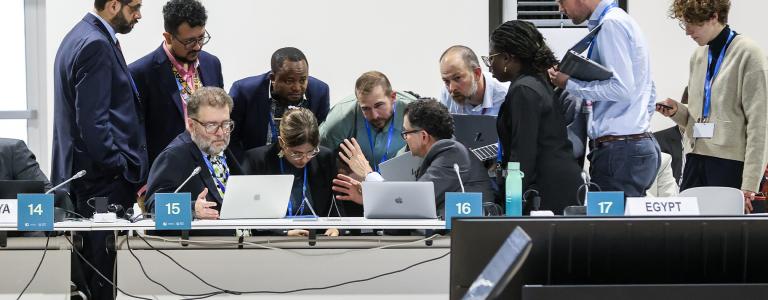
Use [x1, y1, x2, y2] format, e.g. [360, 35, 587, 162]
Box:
[190, 118, 234, 134]
[173, 30, 211, 49]
[400, 129, 423, 139]
[481, 53, 501, 68]
[285, 147, 320, 160]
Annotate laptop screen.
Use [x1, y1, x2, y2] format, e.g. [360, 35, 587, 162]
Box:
[462, 227, 533, 300]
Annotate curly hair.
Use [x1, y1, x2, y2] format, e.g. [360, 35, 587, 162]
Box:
[669, 0, 730, 24]
[404, 99, 454, 140]
[163, 0, 208, 34]
[490, 20, 558, 75]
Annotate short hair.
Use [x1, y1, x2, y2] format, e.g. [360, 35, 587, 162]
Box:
[355, 71, 393, 97]
[279, 108, 319, 148]
[270, 47, 308, 74]
[669, 0, 730, 24]
[94, 0, 132, 11]
[439, 45, 481, 71]
[162, 0, 207, 35]
[404, 99, 454, 140]
[186, 87, 233, 118]
[490, 20, 558, 74]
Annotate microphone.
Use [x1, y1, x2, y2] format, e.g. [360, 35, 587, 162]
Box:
[453, 163, 465, 193]
[46, 170, 86, 194]
[174, 166, 201, 193]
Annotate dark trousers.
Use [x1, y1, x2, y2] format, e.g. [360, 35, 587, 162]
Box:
[72, 174, 137, 300]
[680, 153, 743, 191]
[589, 137, 661, 197]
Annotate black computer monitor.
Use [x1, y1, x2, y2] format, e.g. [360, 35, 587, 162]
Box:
[450, 216, 768, 300]
[0, 180, 45, 198]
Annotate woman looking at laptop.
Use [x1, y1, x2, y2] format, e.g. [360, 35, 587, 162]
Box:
[242, 107, 340, 236]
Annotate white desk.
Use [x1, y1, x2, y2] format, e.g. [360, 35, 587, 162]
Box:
[90, 217, 446, 231]
[0, 236, 72, 299]
[0, 220, 93, 231]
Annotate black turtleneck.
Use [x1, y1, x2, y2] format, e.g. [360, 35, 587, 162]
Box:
[707, 25, 738, 75]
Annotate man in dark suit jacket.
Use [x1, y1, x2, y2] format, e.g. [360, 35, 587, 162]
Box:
[130, 0, 224, 166]
[147, 87, 242, 222]
[51, 1, 145, 298]
[229, 47, 330, 160]
[0, 138, 52, 190]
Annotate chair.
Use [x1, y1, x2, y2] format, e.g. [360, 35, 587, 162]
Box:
[679, 186, 744, 215]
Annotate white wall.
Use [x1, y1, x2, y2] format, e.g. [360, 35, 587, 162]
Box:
[43, 0, 489, 174]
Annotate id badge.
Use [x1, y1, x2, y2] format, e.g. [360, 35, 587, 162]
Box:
[693, 122, 715, 138]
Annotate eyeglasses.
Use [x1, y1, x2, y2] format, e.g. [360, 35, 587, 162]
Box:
[481, 53, 501, 68]
[400, 129, 423, 139]
[285, 147, 320, 160]
[190, 118, 234, 134]
[173, 30, 211, 49]
[677, 20, 700, 30]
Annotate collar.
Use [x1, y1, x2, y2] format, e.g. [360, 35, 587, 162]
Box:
[707, 25, 732, 57]
[201, 150, 225, 161]
[89, 11, 117, 44]
[477, 72, 496, 110]
[588, 0, 615, 29]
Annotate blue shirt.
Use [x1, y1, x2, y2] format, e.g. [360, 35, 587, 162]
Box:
[89, 11, 117, 44]
[440, 72, 509, 116]
[565, 0, 656, 138]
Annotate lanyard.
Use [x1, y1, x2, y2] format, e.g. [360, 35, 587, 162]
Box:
[587, 2, 619, 59]
[703, 29, 736, 120]
[201, 153, 229, 195]
[496, 139, 503, 164]
[279, 157, 308, 216]
[268, 110, 279, 144]
[363, 101, 397, 172]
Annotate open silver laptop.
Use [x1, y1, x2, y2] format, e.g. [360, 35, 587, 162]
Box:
[219, 175, 293, 219]
[378, 151, 422, 181]
[362, 181, 437, 219]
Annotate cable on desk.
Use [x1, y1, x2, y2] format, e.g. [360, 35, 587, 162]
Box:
[62, 235, 153, 300]
[16, 234, 50, 300]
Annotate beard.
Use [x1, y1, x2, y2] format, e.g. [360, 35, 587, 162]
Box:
[451, 78, 478, 104]
[191, 129, 230, 156]
[111, 12, 136, 34]
[173, 49, 200, 64]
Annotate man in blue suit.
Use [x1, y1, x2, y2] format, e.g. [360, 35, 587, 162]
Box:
[52, 0, 144, 298]
[130, 0, 224, 166]
[229, 47, 330, 160]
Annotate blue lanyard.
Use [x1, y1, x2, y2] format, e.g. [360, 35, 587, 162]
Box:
[703, 29, 736, 119]
[279, 158, 308, 216]
[496, 139, 503, 164]
[587, 2, 619, 59]
[268, 110, 279, 144]
[363, 102, 397, 172]
[201, 153, 229, 194]
[174, 79, 190, 105]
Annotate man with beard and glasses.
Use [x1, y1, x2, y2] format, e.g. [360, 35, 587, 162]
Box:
[130, 0, 223, 167]
[52, 0, 143, 298]
[229, 47, 330, 160]
[146, 87, 243, 221]
[439, 45, 509, 116]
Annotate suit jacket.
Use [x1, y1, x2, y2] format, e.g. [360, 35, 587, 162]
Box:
[241, 143, 339, 218]
[129, 44, 224, 166]
[497, 74, 583, 214]
[0, 138, 52, 190]
[416, 139, 495, 217]
[653, 126, 683, 183]
[229, 72, 330, 159]
[52, 13, 147, 195]
[146, 133, 243, 214]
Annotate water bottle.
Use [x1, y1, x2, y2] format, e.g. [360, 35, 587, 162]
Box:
[505, 162, 524, 216]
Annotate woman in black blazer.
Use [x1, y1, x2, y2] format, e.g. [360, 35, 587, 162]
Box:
[242, 107, 340, 236]
[485, 20, 583, 214]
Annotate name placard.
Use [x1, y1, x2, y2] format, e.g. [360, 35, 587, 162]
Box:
[586, 192, 625, 216]
[0, 199, 17, 224]
[17, 194, 54, 231]
[155, 193, 192, 230]
[625, 197, 699, 216]
[445, 192, 483, 229]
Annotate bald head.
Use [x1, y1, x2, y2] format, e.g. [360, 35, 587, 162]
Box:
[440, 46, 483, 105]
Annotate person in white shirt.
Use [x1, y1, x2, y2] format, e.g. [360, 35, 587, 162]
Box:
[439, 45, 509, 116]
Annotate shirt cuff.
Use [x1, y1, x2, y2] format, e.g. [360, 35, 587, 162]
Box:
[565, 78, 582, 93]
[365, 172, 385, 182]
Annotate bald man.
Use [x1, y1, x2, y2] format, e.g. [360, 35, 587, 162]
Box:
[438, 45, 509, 116]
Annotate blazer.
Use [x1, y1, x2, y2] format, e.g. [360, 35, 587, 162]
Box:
[229, 72, 330, 159]
[145, 133, 243, 214]
[129, 44, 224, 166]
[52, 13, 147, 192]
[241, 143, 339, 218]
[0, 138, 52, 190]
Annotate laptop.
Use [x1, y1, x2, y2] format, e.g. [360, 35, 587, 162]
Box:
[378, 151, 422, 181]
[463, 227, 533, 300]
[452, 114, 499, 161]
[0, 180, 45, 198]
[362, 181, 437, 219]
[219, 175, 294, 219]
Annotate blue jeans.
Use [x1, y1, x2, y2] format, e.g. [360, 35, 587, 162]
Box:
[588, 137, 661, 197]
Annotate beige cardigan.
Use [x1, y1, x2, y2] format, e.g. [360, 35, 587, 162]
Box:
[671, 35, 768, 191]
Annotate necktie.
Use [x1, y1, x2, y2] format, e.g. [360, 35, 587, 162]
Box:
[208, 154, 229, 196]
